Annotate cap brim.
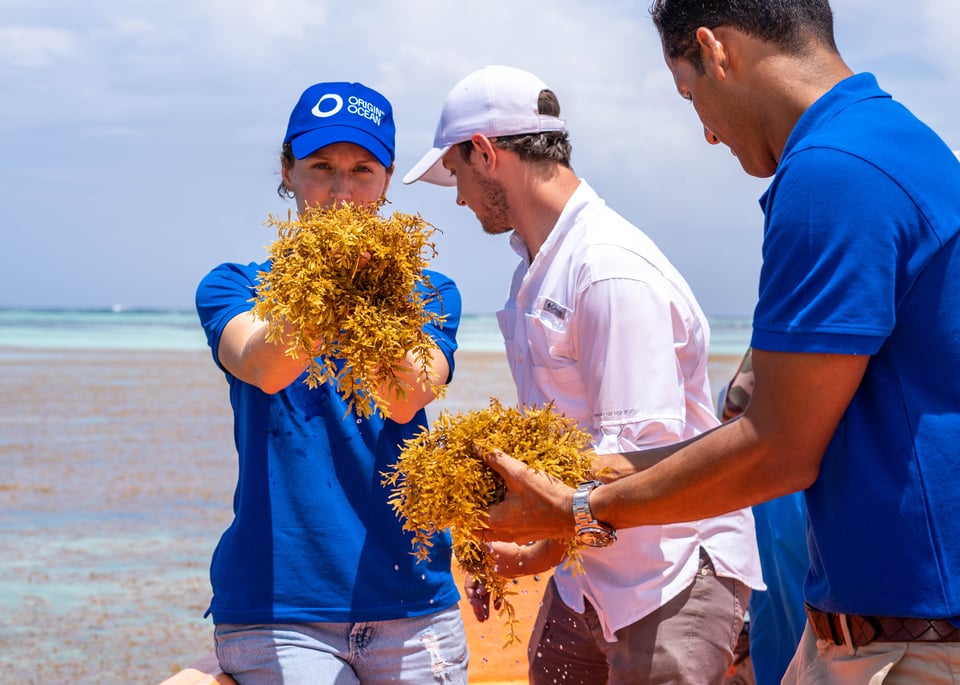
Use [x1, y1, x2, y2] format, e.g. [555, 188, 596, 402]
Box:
[290, 126, 393, 168]
[402, 145, 456, 186]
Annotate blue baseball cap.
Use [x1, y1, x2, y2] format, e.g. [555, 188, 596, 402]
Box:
[283, 82, 396, 167]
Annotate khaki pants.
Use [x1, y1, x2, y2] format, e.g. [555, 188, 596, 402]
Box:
[782, 623, 960, 684]
[528, 549, 749, 685]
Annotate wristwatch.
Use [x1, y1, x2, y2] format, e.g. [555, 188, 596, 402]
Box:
[572, 480, 617, 547]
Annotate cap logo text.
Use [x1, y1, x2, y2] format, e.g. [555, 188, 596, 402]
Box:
[347, 96, 383, 126]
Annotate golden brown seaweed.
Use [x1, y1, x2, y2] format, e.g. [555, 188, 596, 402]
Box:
[252, 202, 446, 418]
[383, 398, 595, 645]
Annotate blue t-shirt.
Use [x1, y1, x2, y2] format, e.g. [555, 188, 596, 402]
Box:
[196, 260, 462, 624]
[752, 73, 960, 619]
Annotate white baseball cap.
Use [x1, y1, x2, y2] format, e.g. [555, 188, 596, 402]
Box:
[402, 65, 566, 186]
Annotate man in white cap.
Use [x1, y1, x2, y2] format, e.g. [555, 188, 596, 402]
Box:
[404, 65, 764, 685]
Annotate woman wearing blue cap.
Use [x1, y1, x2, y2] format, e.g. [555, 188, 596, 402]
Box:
[195, 82, 468, 684]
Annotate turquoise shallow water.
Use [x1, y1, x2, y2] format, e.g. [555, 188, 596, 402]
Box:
[0, 309, 206, 351]
[0, 309, 751, 355]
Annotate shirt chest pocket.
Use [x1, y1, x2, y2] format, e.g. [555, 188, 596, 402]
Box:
[524, 298, 578, 378]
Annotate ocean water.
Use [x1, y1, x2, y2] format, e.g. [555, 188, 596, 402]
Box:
[0, 308, 751, 356]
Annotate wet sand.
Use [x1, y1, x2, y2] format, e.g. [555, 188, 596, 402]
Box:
[0, 347, 741, 684]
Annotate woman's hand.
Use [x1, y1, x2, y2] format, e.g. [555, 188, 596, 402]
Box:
[463, 572, 501, 622]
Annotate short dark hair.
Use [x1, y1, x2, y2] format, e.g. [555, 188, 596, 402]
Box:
[650, 0, 838, 70]
[458, 89, 573, 168]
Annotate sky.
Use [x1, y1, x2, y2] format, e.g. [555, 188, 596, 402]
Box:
[3, 0, 959, 317]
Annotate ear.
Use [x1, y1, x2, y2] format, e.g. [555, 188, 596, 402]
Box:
[696, 26, 728, 81]
[281, 158, 295, 189]
[470, 133, 499, 173]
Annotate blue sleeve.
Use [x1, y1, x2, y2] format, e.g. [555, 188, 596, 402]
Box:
[420, 270, 461, 383]
[195, 261, 263, 371]
[752, 149, 901, 354]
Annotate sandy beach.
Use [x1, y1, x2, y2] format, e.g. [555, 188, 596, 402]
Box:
[0, 346, 742, 684]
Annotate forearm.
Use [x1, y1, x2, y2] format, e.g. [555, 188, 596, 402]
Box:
[484, 415, 815, 542]
[490, 539, 566, 578]
[218, 312, 312, 394]
[592, 442, 682, 482]
[484, 350, 867, 543]
[376, 345, 449, 423]
[593, 350, 867, 527]
[591, 418, 812, 528]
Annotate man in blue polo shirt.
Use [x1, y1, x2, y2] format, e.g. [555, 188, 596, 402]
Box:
[478, 1, 960, 682]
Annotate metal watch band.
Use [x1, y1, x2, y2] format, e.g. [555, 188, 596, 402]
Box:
[572, 480, 617, 547]
[572, 479, 603, 528]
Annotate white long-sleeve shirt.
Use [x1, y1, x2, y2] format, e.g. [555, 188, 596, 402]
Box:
[497, 181, 763, 641]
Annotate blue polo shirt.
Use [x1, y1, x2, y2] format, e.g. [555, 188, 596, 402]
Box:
[196, 261, 462, 624]
[752, 73, 960, 619]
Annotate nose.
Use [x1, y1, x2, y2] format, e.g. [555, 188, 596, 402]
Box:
[330, 172, 353, 203]
[703, 126, 721, 146]
[456, 194, 467, 207]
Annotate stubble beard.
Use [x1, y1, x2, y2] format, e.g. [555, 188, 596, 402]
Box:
[475, 174, 513, 236]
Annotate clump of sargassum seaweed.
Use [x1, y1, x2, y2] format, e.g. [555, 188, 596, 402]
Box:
[383, 398, 595, 645]
[252, 201, 446, 419]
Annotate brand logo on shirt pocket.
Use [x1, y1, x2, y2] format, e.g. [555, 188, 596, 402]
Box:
[542, 299, 568, 321]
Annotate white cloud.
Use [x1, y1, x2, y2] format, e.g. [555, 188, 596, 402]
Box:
[0, 25, 79, 68]
[186, 0, 331, 65]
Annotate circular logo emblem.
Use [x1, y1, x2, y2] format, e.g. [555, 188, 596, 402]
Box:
[311, 93, 343, 118]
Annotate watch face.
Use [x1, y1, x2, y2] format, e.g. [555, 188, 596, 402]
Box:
[576, 526, 617, 548]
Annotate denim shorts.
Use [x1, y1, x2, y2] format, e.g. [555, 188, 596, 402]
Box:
[214, 605, 469, 684]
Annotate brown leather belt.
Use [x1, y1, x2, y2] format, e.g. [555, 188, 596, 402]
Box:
[805, 603, 960, 647]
